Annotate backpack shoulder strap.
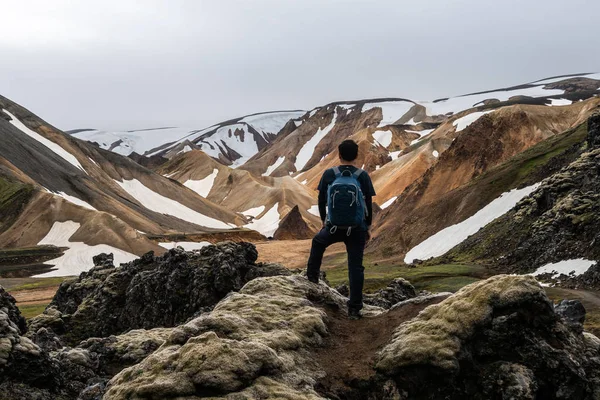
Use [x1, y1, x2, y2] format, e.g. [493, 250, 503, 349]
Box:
[332, 166, 341, 177]
[352, 168, 364, 178]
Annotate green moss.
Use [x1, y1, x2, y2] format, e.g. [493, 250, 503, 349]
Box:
[325, 259, 487, 293]
[0, 177, 34, 232]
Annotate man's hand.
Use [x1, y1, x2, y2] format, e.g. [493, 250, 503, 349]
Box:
[366, 229, 371, 242]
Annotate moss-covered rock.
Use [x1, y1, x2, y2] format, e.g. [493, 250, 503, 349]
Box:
[104, 275, 383, 399]
[376, 275, 600, 399]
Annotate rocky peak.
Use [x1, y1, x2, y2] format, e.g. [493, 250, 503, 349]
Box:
[273, 205, 315, 240]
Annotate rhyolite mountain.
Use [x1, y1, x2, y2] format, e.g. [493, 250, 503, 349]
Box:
[2, 73, 600, 278]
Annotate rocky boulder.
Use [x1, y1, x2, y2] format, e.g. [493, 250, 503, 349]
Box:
[555, 299, 586, 333]
[338, 277, 418, 309]
[29, 242, 290, 344]
[103, 275, 380, 399]
[0, 286, 98, 400]
[376, 275, 600, 399]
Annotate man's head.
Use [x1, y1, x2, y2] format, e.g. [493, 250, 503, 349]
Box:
[338, 140, 359, 162]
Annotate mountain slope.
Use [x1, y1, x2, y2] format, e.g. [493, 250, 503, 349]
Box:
[442, 114, 600, 277]
[156, 150, 321, 237]
[368, 101, 599, 262]
[0, 95, 248, 276]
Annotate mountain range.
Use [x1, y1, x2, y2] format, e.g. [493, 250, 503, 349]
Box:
[1, 72, 600, 279]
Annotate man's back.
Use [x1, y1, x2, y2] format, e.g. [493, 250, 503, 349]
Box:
[317, 165, 376, 228]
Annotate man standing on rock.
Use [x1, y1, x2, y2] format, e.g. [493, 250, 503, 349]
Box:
[307, 139, 376, 320]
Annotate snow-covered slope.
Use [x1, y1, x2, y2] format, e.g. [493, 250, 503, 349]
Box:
[71, 127, 192, 156]
[404, 184, 540, 263]
[0, 93, 251, 277]
[73, 111, 306, 167]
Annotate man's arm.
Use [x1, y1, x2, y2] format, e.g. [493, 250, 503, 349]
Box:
[316, 170, 331, 226]
[365, 195, 373, 227]
[318, 189, 327, 224]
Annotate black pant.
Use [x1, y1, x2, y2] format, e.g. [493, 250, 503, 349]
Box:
[307, 226, 367, 310]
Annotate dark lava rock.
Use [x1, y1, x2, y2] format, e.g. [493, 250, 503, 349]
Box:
[0, 286, 98, 400]
[589, 112, 600, 148]
[364, 278, 417, 308]
[0, 286, 26, 334]
[555, 299, 586, 332]
[335, 278, 417, 309]
[29, 242, 290, 344]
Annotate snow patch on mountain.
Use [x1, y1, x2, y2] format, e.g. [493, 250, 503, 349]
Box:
[244, 203, 280, 237]
[183, 169, 219, 197]
[307, 205, 320, 216]
[380, 196, 397, 209]
[549, 99, 573, 106]
[52, 191, 96, 211]
[73, 127, 191, 156]
[389, 150, 402, 160]
[408, 129, 435, 145]
[240, 111, 305, 139]
[242, 205, 266, 218]
[373, 130, 393, 148]
[419, 85, 565, 117]
[263, 157, 286, 176]
[362, 101, 414, 128]
[453, 111, 494, 132]
[295, 110, 338, 171]
[35, 221, 138, 277]
[4, 110, 86, 173]
[533, 259, 596, 278]
[404, 184, 540, 264]
[115, 178, 232, 229]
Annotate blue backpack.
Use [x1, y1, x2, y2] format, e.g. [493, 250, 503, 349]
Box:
[326, 167, 367, 233]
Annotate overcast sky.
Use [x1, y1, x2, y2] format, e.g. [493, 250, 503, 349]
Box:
[1, 0, 598, 131]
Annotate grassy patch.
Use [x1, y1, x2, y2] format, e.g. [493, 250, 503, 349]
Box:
[9, 277, 68, 292]
[324, 258, 487, 293]
[584, 310, 600, 338]
[18, 303, 48, 319]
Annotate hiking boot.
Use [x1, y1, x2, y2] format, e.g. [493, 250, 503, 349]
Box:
[307, 276, 319, 284]
[348, 308, 362, 320]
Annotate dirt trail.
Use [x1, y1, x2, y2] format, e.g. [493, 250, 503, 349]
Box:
[11, 287, 58, 305]
[313, 296, 446, 398]
[255, 239, 346, 270]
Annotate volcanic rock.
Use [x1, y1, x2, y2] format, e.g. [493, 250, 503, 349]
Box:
[28, 242, 290, 344]
[376, 275, 600, 399]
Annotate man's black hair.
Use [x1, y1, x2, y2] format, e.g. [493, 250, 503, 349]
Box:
[338, 140, 359, 161]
